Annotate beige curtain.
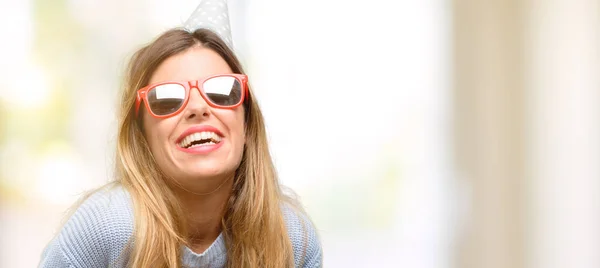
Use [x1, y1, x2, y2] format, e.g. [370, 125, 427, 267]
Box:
[452, 0, 600, 268]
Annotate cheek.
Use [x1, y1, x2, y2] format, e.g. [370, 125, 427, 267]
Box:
[234, 108, 246, 144]
[142, 115, 157, 145]
[216, 108, 246, 147]
[233, 110, 246, 163]
[142, 115, 173, 154]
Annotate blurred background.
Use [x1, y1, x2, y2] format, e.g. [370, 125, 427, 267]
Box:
[0, 0, 598, 267]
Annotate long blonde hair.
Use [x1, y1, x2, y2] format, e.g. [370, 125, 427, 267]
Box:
[115, 28, 295, 267]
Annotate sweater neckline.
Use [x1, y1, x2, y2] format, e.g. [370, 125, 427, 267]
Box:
[181, 232, 227, 267]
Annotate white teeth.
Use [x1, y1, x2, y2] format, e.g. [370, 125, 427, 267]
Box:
[178, 131, 222, 148]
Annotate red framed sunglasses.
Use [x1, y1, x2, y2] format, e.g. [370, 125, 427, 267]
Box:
[135, 73, 248, 118]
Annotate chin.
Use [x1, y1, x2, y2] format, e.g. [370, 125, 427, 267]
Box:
[189, 165, 234, 179]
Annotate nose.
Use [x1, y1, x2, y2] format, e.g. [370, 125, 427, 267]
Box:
[183, 86, 210, 120]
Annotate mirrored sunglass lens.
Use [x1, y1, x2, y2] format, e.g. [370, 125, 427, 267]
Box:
[147, 84, 186, 115]
[203, 76, 242, 106]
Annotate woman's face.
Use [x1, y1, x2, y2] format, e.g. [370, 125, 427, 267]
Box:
[142, 46, 245, 190]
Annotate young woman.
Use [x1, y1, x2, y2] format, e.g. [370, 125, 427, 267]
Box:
[38, 28, 322, 267]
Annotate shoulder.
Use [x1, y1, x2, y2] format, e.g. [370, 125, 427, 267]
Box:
[39, 185, 134, 268]
[281, 203, 323, 268]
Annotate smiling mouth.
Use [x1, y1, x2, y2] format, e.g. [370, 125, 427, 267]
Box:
[178, 131, 222, 149]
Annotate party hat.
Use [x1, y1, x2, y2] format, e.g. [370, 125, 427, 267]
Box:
[183, 0, 234, 48]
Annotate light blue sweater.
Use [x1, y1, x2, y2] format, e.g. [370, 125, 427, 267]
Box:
[38, 186, 322, 267]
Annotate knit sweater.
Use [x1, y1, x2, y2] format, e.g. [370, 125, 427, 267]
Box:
[38, 186, 322, 267]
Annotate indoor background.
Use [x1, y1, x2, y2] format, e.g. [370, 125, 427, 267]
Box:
[0, 0, 598, 267]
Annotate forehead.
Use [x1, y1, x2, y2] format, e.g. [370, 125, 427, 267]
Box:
[149, 46, 233, 84]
